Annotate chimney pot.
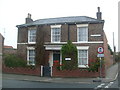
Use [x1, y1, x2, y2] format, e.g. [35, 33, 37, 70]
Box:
[96, 7, 102, 20]
[26, 13, 33, 24]
[98, 7, 100, 12]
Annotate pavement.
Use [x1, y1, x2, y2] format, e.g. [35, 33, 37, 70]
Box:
[2, 63, 119, 84]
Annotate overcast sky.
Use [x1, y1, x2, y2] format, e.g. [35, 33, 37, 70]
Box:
[0, 0, 119, 51]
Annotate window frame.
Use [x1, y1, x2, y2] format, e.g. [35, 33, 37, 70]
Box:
[77, 46, 89, 68]
[28, 29, 36, 44]
[27, 47, 35, 65]
[51, 25, 61, 43]
[77, 24, 88, 42]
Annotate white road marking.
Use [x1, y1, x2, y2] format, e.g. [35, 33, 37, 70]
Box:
[95, 82, 114, 89]
[95, 83, 105, 89]
[114, 73, 118, 80]
[105, 82, 114, 88]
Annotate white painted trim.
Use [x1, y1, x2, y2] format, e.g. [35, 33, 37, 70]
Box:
[49, 51, 53, 67]
[0, 53, 2, 55]
[91, 34, 101, 37]
[27, 47, 35, 50]
[48, 41, 104, 44]
[28, 42, 36, 44]
[17, 42, 36, 44]
[18, 41, 104, 45]
[17, 43, 28, 44]
[51, 28, 52, 43]
[77, 46, 89, 50]
[51, 25, 61, 28]
[27, 47, 35, 65]
[46, 41, 104, 44]
[51, 66, 52, 77]
[77, 24, 88, 27]
[45, 45, 62, 50]
[77, 25, 88, 42]
[51, 26, 61, 43]
[41, 65, 43, 77]
[28, 29, 36, 44]
[51, 52, 53, 66]
[60, 52, 62, 65]
[27, 49, 29, 65]
[77, 47, 89, 68]
[78, 65, 89, 68]
[73, 41, 103, 44]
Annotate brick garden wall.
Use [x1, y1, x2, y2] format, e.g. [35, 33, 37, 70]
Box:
[2, 65, 41, 76]
[52, 66, 105, 78]
[3, 65, 105, 77]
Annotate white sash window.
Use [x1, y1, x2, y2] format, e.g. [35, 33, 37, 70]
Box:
[28, 30, 36, 43]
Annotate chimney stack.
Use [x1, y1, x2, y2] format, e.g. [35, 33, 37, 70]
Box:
[96, 7, 102, 20]
[25, 13, 33, 24]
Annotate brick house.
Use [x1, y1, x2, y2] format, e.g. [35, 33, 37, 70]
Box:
[16, 7, 112, 77]
[4, 45, 17, 55]
[0, 33, 4, 70]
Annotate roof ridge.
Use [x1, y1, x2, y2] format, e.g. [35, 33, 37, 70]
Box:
[17, 16, 104, 27]
[34, 16, 88, 22]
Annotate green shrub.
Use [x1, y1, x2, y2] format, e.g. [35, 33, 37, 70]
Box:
[87, 58, 104, 72]
[4, 54, 27, 68]
[61, 41, 78, 70]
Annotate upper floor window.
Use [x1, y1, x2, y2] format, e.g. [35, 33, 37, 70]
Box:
[28, 30, 36, 43]
[77, 24, 88, 42]
[51, 25, 61, 43]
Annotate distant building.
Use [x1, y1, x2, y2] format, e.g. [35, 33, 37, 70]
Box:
[0, 33, 4, 69]
[118, 2, 120, 52]
[16, 7, 113, 77]
[4, 45, 17, 55]
[118, 25, 120, 52]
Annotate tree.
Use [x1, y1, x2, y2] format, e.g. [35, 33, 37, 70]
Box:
[35, 25, 47, 66]
[115, 52, 120, 62]
[61, 41, 78, 70]
[108, 44, 113, 55]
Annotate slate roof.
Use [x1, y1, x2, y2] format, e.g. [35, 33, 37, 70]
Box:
[17, 16, 104, 27]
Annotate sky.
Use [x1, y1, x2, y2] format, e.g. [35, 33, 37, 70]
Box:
[0, 0, 119, 51]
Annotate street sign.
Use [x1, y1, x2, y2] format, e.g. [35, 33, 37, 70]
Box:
[65, 58, 71, 61]
[97, 54, 104, 57]
[97, 47, 104, 54]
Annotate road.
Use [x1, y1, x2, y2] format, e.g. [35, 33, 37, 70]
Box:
[2, 78, 120, 89]
[3, 79, 98, 88]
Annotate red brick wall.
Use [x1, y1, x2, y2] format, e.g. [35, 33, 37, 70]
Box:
[52, 66, 105, 78]
[2, 65, 41, 76]
[103, 32, 113, 69]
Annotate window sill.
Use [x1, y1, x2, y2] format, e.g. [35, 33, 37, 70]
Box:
[78, 65, 89, 68]
[27, 64, 35, 66]
[51, 42, 61, 43]
[77, 41, 88, 43]
[28, 42, 36, 44]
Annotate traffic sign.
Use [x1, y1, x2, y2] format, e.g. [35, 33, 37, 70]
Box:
[97, 54, 104, 57]
[97, 47, 104, 54]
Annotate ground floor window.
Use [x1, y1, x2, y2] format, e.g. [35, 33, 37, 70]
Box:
[78, 50, 88, 68]
[27, 49, 35, 65]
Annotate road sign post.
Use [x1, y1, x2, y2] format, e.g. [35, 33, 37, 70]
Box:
[99, 57, 102, 78]
[93, 47, 104, 82]
[97, 47, 104, 79]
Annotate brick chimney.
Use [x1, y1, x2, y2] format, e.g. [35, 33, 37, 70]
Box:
[96, 7, 102, 20]
[25, 13, 33, 24]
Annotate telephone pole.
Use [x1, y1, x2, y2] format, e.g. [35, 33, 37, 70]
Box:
[113, 32, 116, 63]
